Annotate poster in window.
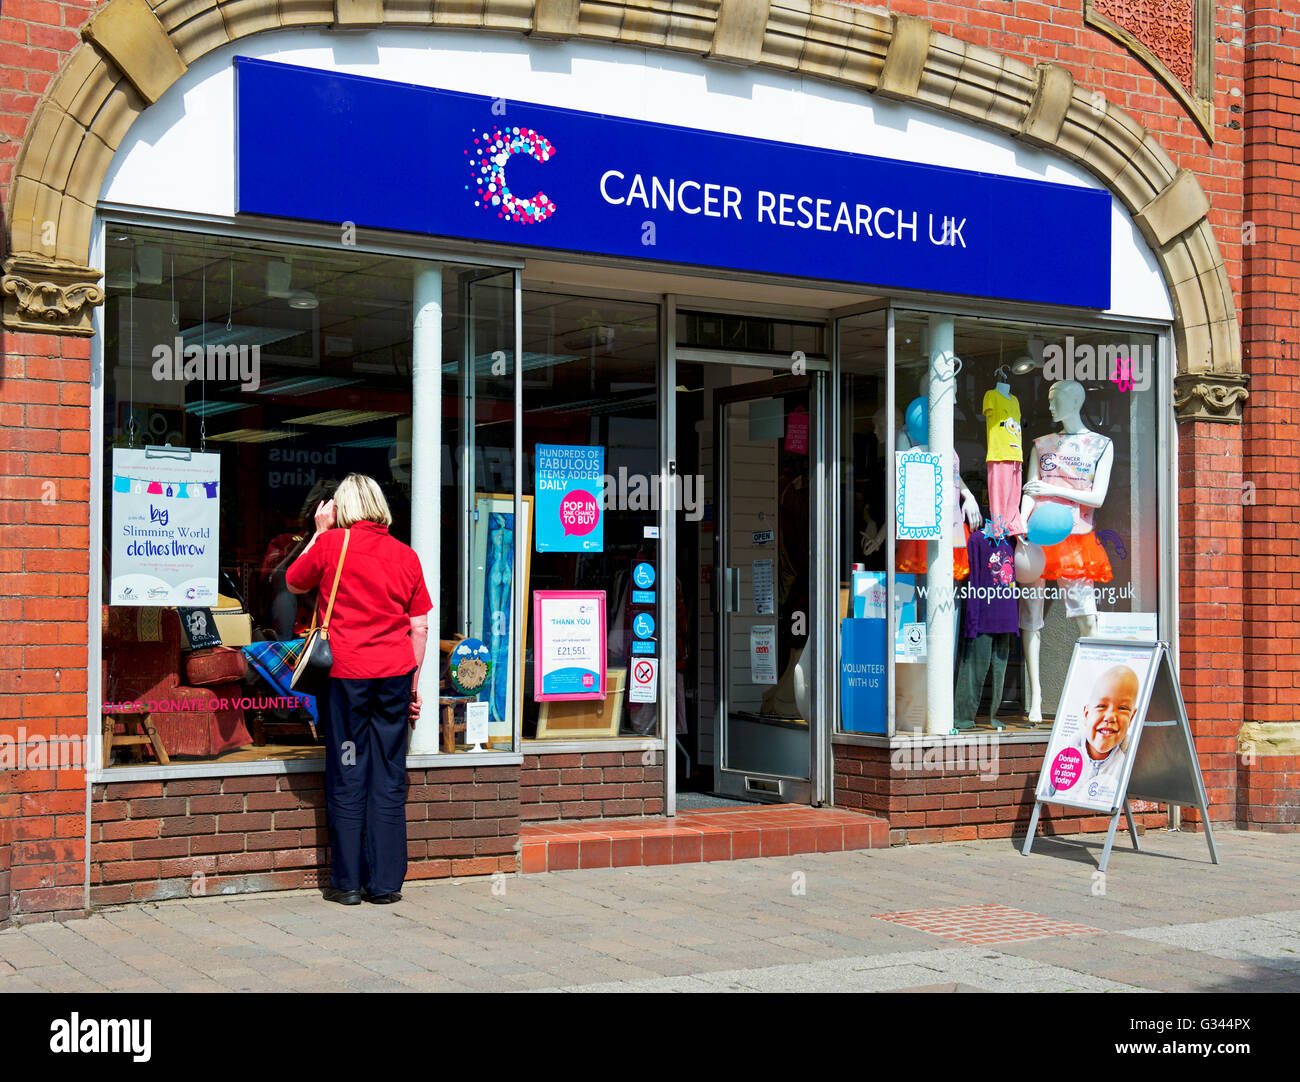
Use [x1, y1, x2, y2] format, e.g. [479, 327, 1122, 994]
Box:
[469, 493, 532, 746]
[533, 590, 606, 701]
[110, 448, 221, 606]
[535, 444, 604, 553]
[1034, 641, 1159, 813]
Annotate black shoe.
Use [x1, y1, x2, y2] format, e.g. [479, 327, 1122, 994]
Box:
[365, 891, 402, 904]
[324, 887, 363, 906]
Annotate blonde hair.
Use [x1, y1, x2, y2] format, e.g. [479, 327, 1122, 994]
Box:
[333, 473, 392, 528]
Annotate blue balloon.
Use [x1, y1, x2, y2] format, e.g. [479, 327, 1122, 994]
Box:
[905, 397, 928, 446]
[1026, 503, 1074, 547]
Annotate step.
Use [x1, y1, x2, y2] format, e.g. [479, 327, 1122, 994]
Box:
[520, 803, 889, 873]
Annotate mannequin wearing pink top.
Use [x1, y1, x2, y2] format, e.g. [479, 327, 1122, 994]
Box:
[1015, 379, 1114, 722]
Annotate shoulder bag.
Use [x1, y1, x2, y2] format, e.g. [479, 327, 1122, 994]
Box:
[290, 529, 351, 699]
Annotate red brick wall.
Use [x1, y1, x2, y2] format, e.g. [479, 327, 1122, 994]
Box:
[1241, 5, 1300, 731]
[834, 742, 1168, 844]
[0, 769, 13, 927]
[1236, 754, 1300, 832]
[0, 330, 92, 923]
[520, 750, 663, 821]
[89, 765, 519, 904]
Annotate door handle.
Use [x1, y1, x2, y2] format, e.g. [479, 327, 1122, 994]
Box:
[725, 567, 740, 613]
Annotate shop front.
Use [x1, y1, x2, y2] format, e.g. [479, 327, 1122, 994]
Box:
[0, 3, 1248, 916]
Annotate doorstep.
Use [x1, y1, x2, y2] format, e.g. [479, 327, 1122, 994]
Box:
[520, 804, 890, 873]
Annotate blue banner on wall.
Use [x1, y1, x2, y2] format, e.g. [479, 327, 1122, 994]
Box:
[235, 58, 1112, 308]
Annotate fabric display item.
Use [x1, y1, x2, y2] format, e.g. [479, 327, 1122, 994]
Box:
[243, 638, 318, 725]
[184, 646, 248, 687]
[1029, 429, 1111, 533]
[985, 459, 1025, 538]
[1040, 531, 1113, 582]
[896, 523, 972, 580]
[954, 632, 1014, 728]
[963, 529, 1019, 636]
[1017, 578, 1099, 632]
[982, 389, 1023, 462]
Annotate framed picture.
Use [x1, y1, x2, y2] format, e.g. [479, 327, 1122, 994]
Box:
[536, 667, 627, 739]
[469, 493, 532, 747]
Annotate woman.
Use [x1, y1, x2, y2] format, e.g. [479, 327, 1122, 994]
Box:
[287, 473, 431, 905]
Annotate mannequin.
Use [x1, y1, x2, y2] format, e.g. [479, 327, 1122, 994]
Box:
[1016, 379, 1114, 721]
[982, 369, 1024, 539]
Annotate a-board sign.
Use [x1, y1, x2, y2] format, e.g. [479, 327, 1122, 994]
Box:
[1023, 638, 1219, 872]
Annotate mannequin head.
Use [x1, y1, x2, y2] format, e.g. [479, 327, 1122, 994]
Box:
[1048, 379, 1086, 423]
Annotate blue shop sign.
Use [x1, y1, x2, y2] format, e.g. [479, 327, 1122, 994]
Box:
[235, 59, 1111, 308]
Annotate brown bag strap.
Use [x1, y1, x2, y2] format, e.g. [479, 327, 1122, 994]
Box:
[307, 529, 351, 635]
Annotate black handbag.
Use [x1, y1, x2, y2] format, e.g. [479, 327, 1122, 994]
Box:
[290, 529, 351, 699]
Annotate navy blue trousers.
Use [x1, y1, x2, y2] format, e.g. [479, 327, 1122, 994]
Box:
[321, 671, 413, 894]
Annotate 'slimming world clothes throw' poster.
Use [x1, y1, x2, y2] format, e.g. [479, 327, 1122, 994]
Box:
[535, 444, 604, 553]
[110, 448, 221, 606]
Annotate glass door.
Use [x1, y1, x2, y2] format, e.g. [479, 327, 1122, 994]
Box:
[713, 375, 815, 803]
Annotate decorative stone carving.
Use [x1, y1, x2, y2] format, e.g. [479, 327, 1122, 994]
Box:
[1, 257, 104, 336]
[1173, 372, 1249, 424]
[1084, 0, 1213, 140]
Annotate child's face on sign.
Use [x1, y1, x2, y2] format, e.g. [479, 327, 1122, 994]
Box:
[1083, 665, 1138, 759]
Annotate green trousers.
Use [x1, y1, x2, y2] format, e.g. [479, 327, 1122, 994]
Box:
[954, 633, 1013, 728]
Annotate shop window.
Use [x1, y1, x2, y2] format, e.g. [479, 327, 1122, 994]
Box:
[519, 293, 661, 741]
[836, 311, 889, 736]
[100, 225, 518, 766]
[835, 309, 1162, 738]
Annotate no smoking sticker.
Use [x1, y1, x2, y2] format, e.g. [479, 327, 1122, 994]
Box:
[630, 658, 658, 704]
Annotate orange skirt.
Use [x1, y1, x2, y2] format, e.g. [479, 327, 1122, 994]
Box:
[1042, 531, 1113, 582]
[896, 524, 971, 580]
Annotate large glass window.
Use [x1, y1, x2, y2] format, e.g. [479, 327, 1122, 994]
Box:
[519, 292, 660, 741]
[100, 225, 517, 766]
[836, 308, 1162, 738]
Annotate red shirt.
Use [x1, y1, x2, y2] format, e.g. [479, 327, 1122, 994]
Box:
[285, 521, 433, 679]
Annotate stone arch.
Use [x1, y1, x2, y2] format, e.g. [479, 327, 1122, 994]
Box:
[0, 0, 1245, 421]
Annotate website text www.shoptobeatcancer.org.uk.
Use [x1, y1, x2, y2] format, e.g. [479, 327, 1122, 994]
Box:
[914, 582, 1136, 606]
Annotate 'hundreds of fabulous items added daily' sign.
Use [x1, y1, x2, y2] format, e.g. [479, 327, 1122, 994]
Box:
[110, 448, 221, 606]
[534, 444, 604, 554]
[235, 58, 1112, 309]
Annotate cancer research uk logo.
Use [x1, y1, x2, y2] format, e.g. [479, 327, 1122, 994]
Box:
[467, 126, 557, 224]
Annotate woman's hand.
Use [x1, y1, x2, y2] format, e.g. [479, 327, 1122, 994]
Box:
[314, 499, 337, 533]
[408, 691, 422, 727]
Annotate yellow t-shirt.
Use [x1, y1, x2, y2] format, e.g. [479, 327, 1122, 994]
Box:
[983, 389, 1022, 461]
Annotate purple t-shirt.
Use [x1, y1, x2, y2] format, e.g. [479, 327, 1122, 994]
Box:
[964, 529, 1019, 636]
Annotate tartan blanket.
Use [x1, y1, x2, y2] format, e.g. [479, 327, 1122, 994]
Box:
[242, 639, 317, 723]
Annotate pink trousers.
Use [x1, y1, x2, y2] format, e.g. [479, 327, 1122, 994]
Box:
[986, 460, 1025, 538]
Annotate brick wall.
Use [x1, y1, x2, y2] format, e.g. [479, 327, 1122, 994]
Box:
[1236, 754, 1300, 832]
[1241, 6, 1300, 732]
[89, 765, 519, 904]
[834, 741, 1168, 844]
[0, 769, 13, 927]
[0, 328, 94, 922]
[520, 750, 663, 821]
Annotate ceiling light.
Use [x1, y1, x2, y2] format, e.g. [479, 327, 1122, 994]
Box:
[286, 409, 401, 427]
[287, 290, 318, 310]
[1011, 355, 1038, 375]
[205, 428, 296, 443]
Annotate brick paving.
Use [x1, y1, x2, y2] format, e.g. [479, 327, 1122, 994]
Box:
[0, 828, 1297, 993]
